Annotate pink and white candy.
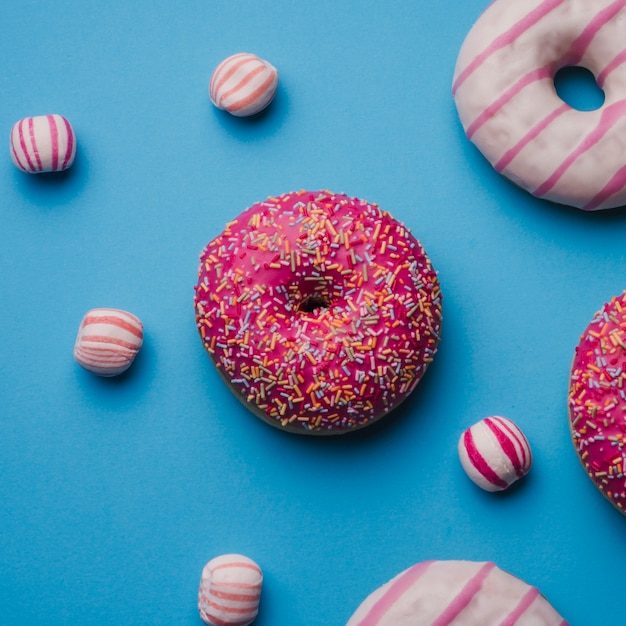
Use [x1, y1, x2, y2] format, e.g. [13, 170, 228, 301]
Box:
[346, 560, 568, 626]
[10, 114, 76, 173]
[209, 53, 278, 117]
[198, 554, 262, 626]
[73, 308, 143, 377]
[458, 416, 532, 492]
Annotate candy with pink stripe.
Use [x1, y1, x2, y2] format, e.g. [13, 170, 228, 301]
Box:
[209, 53, 279, 117]
[453, 0, 626, 210]
[73, 308, 143, 377]
[10, 114, 76, 173]
[346, 560, 568, 626]
[198, 554, 262, 626]
[458, 416, 532, 492]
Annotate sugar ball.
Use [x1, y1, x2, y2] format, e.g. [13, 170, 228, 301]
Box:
[209, 53, 278, 117]
[10, 114, 76, 173]
[73, 308, 143, 377]
[198, 554, 262, 626]
[458, 416, 532, 491]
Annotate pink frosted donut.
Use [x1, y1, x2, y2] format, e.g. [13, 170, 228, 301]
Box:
[346, 560, 568, 626]
[209, 53, 278, 117]
[458, 416, 532, 491]
[453, 0, 626, 210]
[198, 554, 262, 626]
[73, 308, 143, 377]
[10, 114, 76, 173]
[568, 291, 626, 514]
[194, 190, 442, 435]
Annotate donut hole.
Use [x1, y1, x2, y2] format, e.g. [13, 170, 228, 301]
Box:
[554, 66, 605, 111]
[298, 294, 330, 313]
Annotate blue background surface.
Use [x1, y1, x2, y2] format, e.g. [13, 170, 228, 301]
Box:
[2, 1, 626, 624]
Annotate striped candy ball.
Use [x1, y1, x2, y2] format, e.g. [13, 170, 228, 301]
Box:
[73, 308, 143, 377]
[346, 560, 568, 626]
[458, 416, 532, 492]
[209, 53, 278, 117]
[198, 554, 262, 626]
[10, 114, 76, 173]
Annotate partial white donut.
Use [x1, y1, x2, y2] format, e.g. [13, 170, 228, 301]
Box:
[458, 416, 532, 492]
[453, 0, 626, 210]
[10, 114, 76, 173]
[209, 52, 278, 117]
[198, 554, 262, 626]
[345, 560, 568, 626]
[73, 308, 143, 377]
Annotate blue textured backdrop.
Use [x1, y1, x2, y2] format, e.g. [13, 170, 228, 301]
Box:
[1, 1, 625, 624]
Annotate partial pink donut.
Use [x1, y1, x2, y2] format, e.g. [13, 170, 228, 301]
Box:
[209, 53, 278, 117]
[345, 560, 568, 626]
[458, 416, 532, 491]
[568, 290, 626, 514]
[10, 114, 76, 173]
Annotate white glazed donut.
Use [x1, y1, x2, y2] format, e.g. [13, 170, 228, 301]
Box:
[345, 560, 568, 626]
[453, 0, 626, 210]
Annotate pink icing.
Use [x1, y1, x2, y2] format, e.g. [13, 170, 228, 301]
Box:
[568, 291, 626, 514]
[194, 191, 442, 434]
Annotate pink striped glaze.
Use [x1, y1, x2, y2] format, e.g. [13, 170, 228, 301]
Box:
[568, 291, 626, 514]
[458, 416, 532, 492]
[194, 191, 443, 435]
[209, 53, 278, 117]
[198, 554, 262, 626]
[73, 308, 143, 377]
[453, 0, 626, 210]
[346, 560, 568, 626]
[10, 114, 76, 173]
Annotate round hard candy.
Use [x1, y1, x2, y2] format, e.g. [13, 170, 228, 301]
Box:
[198, 554, 262, 626]
[458, 415, 532, 491]
[73, 308, 143, 377]
[209, 53, 278, 117]
[10, 114, 76, 173]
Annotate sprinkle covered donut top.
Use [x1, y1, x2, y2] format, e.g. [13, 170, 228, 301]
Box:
[194, 190, 443, 434]
[568, 291, 626, 513]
